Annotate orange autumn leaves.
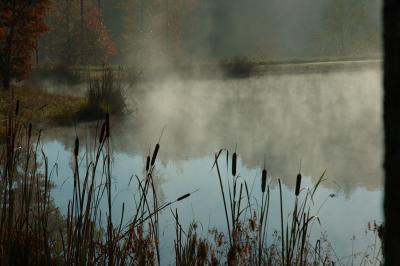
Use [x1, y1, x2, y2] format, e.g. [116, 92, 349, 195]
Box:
[0, 0, 48, 88]
[43, 0, 116, 66]
[86, 5, 117, 59]
[0, 0, 117, 89]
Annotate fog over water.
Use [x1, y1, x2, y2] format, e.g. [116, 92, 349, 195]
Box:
[0, 0, 384, 263]
[39, 1, 384, 260]
[45, 63, 382, 192]
[124, 65, 382, 192]
[40, 59, 383, 263]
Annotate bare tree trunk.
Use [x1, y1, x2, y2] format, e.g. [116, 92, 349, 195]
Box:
[383, 1, 400, 265]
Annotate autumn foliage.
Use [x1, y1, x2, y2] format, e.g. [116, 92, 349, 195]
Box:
[42, 0, 117, 66]
[0, 0, 48, 89]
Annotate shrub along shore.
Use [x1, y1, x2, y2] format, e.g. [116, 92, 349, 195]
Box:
[0, 66, 128, 139]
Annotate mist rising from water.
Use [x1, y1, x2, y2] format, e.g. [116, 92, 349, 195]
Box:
[102, 64, 382, 193]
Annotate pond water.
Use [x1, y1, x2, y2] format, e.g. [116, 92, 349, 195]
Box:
[42, 63, 383, 264]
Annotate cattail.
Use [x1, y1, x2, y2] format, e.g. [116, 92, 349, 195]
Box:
[15, 100, 20, 116]
[74, 136, 79, 157]
[146, 155, 150, 171]
[151, 143, 159, 166]
[261, 169, 267, 192]
[177, 193, 190, 201]
[28, 123, 32, 139]
[232, 152, 237, 176]
[99, 121, 106, 143]
[295, 173, 302, 196]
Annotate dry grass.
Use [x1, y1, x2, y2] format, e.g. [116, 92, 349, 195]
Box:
[0, 99, 384, 265]
[0, 103, 192, 265]
[76, 65, 129, 121]
[0, 85, 86, 137]
[219, 57, 256, 78]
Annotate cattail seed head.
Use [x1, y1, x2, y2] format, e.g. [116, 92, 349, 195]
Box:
[295, 173, 302, 196]
[15, 100, 20, 116]
[177, 193, 190, 201]
[146, 155, 150, 171]
[74, 136, 79, 157]
[261, 169, 267, 192]
[232, 152, 237, 176]
[151, 143, 159, 166]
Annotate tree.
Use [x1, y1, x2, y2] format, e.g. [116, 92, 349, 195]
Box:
[40, 0, 116, 66]
[0, 0, 48, 90]
[383, 1, 400, 265]
[121, 0, 186, 66]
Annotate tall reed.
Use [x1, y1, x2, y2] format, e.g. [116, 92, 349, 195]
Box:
[0, 100, 191, 265]
[212, 149, 330, 265]
[0, 99, 382, 265]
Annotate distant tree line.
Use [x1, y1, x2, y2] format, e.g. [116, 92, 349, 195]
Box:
[0, 0, 117, 90]
[39, 0, 116, 66]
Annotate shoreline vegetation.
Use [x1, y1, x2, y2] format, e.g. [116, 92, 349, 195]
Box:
[0, 99, 383, 265]
[30, 58, 381, 83]
[0, 65, 129, 139]
[0, 0, 387, 263]
[0, 58, 380, 139]
[0, 86, 86, 138]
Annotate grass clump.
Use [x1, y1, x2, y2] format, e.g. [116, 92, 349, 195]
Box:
[219, 57, 256, 78]
[203, 149, 335, 265]
[78, 65, 127, 120]
[31, 64, 84, 86]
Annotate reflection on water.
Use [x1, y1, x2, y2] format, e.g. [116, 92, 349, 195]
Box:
[45, 65, 383, 191]
[42, 64, 383, 261]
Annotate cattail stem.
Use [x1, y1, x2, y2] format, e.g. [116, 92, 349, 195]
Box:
[99, 121, 106, 143]
[28, 123, 32, 140]
[146, 156, 150, 171]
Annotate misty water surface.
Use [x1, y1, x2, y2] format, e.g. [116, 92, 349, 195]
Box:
[43, 63, 383, 263]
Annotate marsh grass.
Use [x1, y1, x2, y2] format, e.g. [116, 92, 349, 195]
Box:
[0, 100, 191, 265]
[78, 65, 127, 121]
[0, 99, 63, 264]
[208, 149, 348, 265]
[31, 65, 84, 86]
[173, 211, 219, 266]
[0, 86, 86, 137]
[0, 99, 383, 265]
[219, 57, 256, 78]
